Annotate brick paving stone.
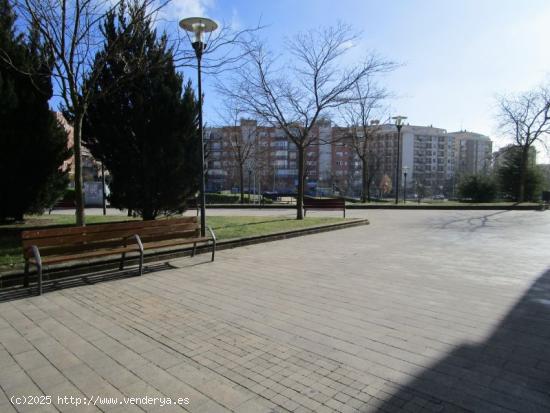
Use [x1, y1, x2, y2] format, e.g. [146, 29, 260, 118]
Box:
[1, 210, 549, 413]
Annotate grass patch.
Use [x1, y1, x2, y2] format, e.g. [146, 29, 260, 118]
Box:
[206, 216, 344, 240]
[0, 214, 345, 272]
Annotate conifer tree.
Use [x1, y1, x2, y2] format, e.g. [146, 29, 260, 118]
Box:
[83, 1, 200, 220]
[0, 0, 70, 221]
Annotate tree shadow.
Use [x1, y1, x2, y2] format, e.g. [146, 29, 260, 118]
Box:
[432, 210, 511, 233]
[374, 268, 550, 412]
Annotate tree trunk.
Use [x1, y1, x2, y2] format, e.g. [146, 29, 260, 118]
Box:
[366, 178, 372, 203]
[239, 165, 244, 204]
[73, 113, 86, 226]
[519, 146, 529, 202]
[142, 210, 155, 221]
[361, 159, 368, 203]
[296, 145, 305, 220]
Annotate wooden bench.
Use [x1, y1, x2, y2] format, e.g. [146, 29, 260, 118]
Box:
[48, 199, 75, 214]
[303, 197, 346, 218]
[21, 217, 216, 295]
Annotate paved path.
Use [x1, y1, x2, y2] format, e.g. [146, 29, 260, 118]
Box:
[1, 210, 550, 412]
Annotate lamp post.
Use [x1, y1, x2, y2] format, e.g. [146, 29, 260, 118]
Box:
[179, 17, 218, 236]
[101, 160, 107, 215]
[248, 168, 252, 204]
[403, 165, 408, 204]
[392, 115, 407, 204]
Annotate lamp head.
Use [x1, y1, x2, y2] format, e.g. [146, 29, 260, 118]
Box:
[179, 17, 218, 44]
[392, 115, 407, 127]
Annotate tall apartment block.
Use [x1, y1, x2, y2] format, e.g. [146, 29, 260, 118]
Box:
[367, 124, 456, 196]
[448, 131, 492, 176]
[205, 120, 330, 194]
[205, 120, 491, 198]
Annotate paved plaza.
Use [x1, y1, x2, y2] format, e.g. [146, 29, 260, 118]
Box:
[1, 210, 549, 412]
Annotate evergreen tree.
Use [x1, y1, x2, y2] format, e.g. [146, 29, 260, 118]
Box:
[497, 146, 542, 201]
[457, 174, 498, 202]
[83, 0, 200, 220]
[0, 0, 70, 221]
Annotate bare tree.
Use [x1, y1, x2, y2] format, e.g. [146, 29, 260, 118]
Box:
[341, 80, 389, 202]
[497, 85, 550, 202]
[220, 23, 395, 219]
[217, 101, 260, 203]
[379, 174, 392, 198]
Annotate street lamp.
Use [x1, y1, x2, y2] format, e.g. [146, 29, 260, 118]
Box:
[392, 115, 407, 204]
[403, 165, 409, 204]
[248, 168, 252, 204]
[179, 17, 218, 236]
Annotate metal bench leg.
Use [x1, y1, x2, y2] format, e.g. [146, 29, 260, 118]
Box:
[119, 252, 126, 270]
[207, 226, 217, 262]
[138, 251, 144, 276]
[37, 262, 43, 296]
[192, 242, 197, 257]
[30, 246, 42, 296]
[133, 235, 144, 276]
[24, 259, 29, 288]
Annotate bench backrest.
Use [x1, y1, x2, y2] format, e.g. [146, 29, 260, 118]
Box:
[21, 217, 199, 258]
[303, 198, 345, 209]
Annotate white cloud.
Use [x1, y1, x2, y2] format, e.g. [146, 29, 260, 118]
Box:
[339, 40, 354, 50]
[158, 0, 215, 21]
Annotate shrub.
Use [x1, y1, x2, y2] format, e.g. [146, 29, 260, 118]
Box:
[457, 175, 498, 202]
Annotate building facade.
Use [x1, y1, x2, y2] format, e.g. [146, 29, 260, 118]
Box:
[448, 131, 492, 176]
[205, 120, 491, 199]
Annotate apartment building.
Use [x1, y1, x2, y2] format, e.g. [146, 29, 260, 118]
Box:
[448, 131, 492, 175]
[364, 124, 456, 196]
[205, 120, 489, 198]
[205, 120, 329, 194]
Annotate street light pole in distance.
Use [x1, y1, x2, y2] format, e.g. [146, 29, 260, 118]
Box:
[403, 165, 409, 204]
[392, 115, 407, 204]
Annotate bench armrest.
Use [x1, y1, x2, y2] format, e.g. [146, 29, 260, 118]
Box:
[206, 226, 216, 242]
[131, 234, 144, 253]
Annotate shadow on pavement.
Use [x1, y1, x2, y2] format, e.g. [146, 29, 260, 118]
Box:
[0, 261, 177, 303]
[433, 210, 511, 232]
[374, 268, 550, 412]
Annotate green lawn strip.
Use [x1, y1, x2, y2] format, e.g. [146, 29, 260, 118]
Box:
[206, 216, 344, 240]
[0, 215, 345, 272]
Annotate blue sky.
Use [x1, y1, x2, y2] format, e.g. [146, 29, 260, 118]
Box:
[167, 0, 550, 161]
[37, 0, 549, 160]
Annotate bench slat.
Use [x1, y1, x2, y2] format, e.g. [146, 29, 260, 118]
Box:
[21, 217, 198, 240]
[29, 245, 141, 265]
[22, 221, 199, 250]
[143, 237, 209, 250]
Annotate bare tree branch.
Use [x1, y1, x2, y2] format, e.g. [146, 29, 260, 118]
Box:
[497, 84, 550, 201]
[219, 22, 397, 218]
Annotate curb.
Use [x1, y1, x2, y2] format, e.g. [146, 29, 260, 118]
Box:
[346, 204, 543, 210]
[0, 219, 369, 288]
[193, 204, 543, 211]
